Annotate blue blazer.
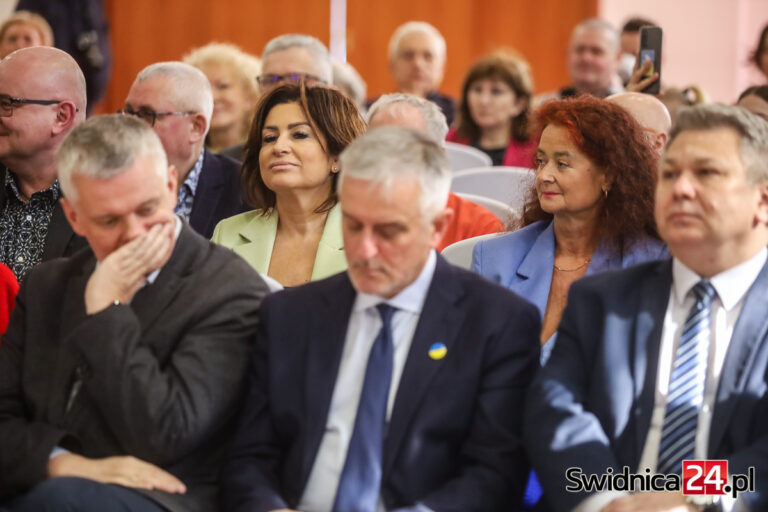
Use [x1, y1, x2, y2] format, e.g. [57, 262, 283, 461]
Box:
[189, 150, 248, 239]
[220, 256, 541, 512]
[524, 259, 768, 511]
[471, 220, 669, 320]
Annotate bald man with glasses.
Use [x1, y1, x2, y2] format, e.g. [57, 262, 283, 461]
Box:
[0, 46, 88, 280]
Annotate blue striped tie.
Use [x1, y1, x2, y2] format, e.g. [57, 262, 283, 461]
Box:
[657, 281, 716, 475]
[332, 304, 396, 512]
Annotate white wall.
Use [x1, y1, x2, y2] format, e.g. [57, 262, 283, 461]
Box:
[599, 0, 768, 103]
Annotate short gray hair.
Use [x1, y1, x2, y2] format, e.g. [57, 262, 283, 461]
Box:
[366, 93, 448, 148]
[134, 61, 214, 135]
[669, 104, 768, 183]
[388, 21, 446, 64]
[338, 126, 450, 218]
[262, 34, 332, 84]
[572, 18, 620, 54]
[56, 115, 168, 203]
[332, 58, 367, 109]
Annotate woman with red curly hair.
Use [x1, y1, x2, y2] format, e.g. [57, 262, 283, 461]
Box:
[471, 96, 667, 364]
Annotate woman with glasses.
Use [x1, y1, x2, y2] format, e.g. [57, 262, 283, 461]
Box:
[212, 82, 365, 286]
[183, 42, 261, 158]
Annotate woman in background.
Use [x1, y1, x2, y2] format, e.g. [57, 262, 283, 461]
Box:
[212, 82, 366, 286]
[447, 51, 536, 167]
[184, 42, 261, 157]
[0, 11, 53, 58]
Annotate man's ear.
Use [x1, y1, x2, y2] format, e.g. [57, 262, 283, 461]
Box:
[189, 113, 207, 144]
[167, 165, 179, 197]
[51, 101, 79, 136]
[429, 206, 454, 249]
[60, 196, 85, 236]
[754, 181, 768, 226]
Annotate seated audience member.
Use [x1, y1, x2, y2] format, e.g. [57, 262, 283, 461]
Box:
[607, 91, 671, 157]
[257, 34, 332, 93]
[525, 104, 768, 511]
[0, 10, 53, 58]
[381, 21, 455, 125]
[472, 96, 667, 364]
[221, 126, 540, 512]
[212, 82, 365, 286]
[332, 57, 368, 112]
[0, 46, 87, 280]
[737, 84, 768, 121]
[0, 262, 17, 337]
[617, 17, 655, 85]
[752, 23, 768, 82]
[0, 115, 268, 511]
[183, 42, 261, 158]
[367, 93, 505, 249]
[448, 51, 537, 167]
[535, 19, 623, 105]
[122, 61, 247, 239]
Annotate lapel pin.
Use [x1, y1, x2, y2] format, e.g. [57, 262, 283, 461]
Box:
[428, 342, 447, 360]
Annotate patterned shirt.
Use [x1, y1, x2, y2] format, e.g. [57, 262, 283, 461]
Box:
[0, 170, 61, 280]
[175, 150, 204, 220]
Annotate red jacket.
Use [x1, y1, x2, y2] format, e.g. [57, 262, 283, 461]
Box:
[439, 193, 505, 251]
[0, 263, 18, 340]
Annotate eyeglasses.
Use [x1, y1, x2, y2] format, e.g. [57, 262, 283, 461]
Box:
[117, 107, 197, 127]
[256, 73, 327, 89]
[0, 94, 65, 117]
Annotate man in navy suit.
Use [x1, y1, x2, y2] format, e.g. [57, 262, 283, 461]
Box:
[123, 62, 246, 238]
[525, 104, 768, 511]
[221, 126, 541, 512]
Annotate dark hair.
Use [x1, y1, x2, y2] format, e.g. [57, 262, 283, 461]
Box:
[455, 51, 534, 143]
[242, 81, 366, 212]
[751, 24, 768, 72]
[738, 85, 768, 103]
[621, 17, 656, 33]
[522, 96, 659, 248]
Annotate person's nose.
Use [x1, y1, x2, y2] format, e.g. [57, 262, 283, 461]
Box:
[123, 215, 146, 243]
[356, 230, 379, 260]
[272, 133, 290, 155]
[671, 171, 697, 200]
[537, 161, 556, 183]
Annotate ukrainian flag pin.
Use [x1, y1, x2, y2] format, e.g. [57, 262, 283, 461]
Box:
[428, 342, 447, 360]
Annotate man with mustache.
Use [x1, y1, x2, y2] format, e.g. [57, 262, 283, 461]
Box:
[221, 126, 540, 512]
[525, 105, 768, 511]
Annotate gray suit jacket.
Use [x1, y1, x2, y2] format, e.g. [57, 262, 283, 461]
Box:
[0, 221, 268, 512]
[524, 259, 768, 511]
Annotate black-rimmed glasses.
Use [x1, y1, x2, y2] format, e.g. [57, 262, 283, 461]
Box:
[117, 107, 197, 127]
[0, 94, 64, 117]
[256, 73, 327, 89]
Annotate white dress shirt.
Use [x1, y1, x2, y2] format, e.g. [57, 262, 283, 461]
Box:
[298, 250, 438, 512]
[576, 249, 766, 512]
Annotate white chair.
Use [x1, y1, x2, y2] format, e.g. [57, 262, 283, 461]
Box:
[454, 192, 520, 228]
[450, 166, 535, 211]
[441, 233, 504, 270]
[445, 141, 492, 172]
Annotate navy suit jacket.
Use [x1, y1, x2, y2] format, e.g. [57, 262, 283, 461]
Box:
[188, 151, 247, 239]
[524, 259, 768, 511]
[221, 255, 541, 512]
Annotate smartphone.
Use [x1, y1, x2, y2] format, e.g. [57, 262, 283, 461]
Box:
[638, 26, 662, 95]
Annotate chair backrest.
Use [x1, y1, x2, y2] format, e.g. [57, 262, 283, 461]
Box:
[441, 232, 503, 270]
[450, 166, 535, 210]
[445, 141, 492, 172]
[454, 192, 520, 228]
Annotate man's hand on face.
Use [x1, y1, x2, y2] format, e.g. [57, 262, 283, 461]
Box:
[47, 453, 186, 494]
[84, 220, 175, 315]
[602, 491, 695, 512]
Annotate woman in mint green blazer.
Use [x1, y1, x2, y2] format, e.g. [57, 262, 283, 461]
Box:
[212, 83, 366, 286]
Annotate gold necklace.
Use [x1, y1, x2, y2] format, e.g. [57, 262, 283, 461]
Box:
[553, 258, 590, 272]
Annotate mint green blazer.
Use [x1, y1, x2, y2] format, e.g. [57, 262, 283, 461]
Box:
[211, 203, 347, 281]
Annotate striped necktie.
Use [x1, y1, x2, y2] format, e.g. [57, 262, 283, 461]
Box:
[657, 280, 717, 475]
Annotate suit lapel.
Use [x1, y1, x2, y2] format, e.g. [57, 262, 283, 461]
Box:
[232, 212, 278, 275]
[189, 151, 223, 236]
[708, 260, 768, 455]
[515, 222, 555, 317]
[383, 257, 466, 477]
[300, 274, 356, 489]
[41, 202, 75, 261]
[632, 260, 672, 458]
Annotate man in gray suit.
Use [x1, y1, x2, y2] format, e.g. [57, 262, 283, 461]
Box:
[525, 104, 768, 511]
[0, 115, 268, 512]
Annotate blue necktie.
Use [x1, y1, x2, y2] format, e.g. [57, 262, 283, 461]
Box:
[333, 304, 396, 512]
[657, 281, 717, 475]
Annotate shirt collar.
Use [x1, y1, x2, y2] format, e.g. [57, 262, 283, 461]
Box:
[182, 150, 205, 196]
[5, 169, 60, 202]
[353, 249, 438, 315]
[672, 248, 767, 311]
